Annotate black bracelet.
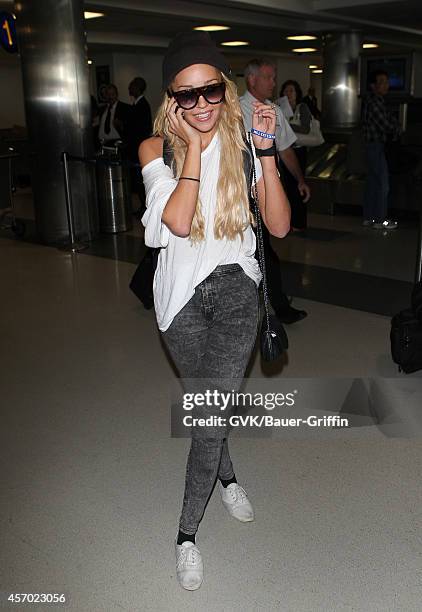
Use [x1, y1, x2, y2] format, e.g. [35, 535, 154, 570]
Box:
[179, 176, 200, 182]
[255, 144, 276, 157]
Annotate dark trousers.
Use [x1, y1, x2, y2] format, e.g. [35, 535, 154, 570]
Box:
[281, 146, 307, 230]
[261, 224, 291, 314]
[364, 142, 389, 223]
[161, 264, 259, 534]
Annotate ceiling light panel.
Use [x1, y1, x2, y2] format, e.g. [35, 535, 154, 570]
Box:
[292, 48, 317, 53]
[84, 12, 105, 19]
[287, 35, 317, 41]
[194, 25, 230, 32]
[221, 41, 250, 46]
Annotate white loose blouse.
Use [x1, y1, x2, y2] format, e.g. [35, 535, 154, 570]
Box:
[141, 132, 263, 332]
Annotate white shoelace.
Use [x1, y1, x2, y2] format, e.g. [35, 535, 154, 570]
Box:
[178, 545, 199, 568]
[229, 485, 247, 505]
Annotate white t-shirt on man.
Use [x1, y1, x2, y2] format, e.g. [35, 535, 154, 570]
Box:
[98, 102, 120, 142]
[239, 89, 297, 152]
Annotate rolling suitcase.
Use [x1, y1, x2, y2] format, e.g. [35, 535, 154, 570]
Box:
[390, 215, 422, 373]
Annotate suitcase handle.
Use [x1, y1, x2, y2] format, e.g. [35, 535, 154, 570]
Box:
[416, 211, 422, 284]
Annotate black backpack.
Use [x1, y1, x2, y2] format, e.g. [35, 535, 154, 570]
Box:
[129, 247, 159, 309]
[390, 243, 422, 373]
[390, 308, 422, 373]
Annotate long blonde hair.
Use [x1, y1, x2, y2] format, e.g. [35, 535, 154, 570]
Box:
[153, 72, 253, 242]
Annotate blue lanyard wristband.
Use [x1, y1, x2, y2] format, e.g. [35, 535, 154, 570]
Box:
[251, 128, 276, 140]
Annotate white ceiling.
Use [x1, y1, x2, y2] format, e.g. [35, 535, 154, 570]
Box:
[83, 0, 422, 53]
[0, 0, 421, 55]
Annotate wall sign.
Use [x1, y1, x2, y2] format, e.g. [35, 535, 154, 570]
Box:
[0, 12, 18, 54]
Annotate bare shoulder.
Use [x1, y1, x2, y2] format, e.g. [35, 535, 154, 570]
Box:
[138, 136, 164, 167]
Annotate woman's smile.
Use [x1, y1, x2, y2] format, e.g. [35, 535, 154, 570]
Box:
[192, 109, 213, 122]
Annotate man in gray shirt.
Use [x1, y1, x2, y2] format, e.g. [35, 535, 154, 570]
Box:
[239, 59, 311, 202]
[239, 58, 309, 324]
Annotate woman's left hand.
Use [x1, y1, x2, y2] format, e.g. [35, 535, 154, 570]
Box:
[251, 102, 276, 149]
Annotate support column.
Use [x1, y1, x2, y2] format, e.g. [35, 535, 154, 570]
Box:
[321, 32, 362, 130]
[14, 0, 97, 244]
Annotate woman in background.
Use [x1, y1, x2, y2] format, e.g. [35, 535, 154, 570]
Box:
[277, 80, 312, 231]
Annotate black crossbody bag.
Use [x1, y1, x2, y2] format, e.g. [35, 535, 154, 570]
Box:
[246, 134, 288, 361]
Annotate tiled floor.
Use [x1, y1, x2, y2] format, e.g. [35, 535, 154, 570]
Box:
[1, 192, 422, 611]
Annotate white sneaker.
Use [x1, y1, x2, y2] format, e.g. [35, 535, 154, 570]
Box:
[219, 482, 254, 522]
[373, 219, 398, 230]
[175, 541, 203, 591]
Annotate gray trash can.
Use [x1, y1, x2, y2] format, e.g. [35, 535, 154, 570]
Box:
[96, 144, 133, 233]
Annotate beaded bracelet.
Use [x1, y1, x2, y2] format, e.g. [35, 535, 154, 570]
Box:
[251, 128, 276, 140]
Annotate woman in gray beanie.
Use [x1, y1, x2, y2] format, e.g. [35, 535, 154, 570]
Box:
[139, 31, 290, 591]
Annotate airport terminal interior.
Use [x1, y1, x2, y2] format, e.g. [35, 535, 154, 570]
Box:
[1, 0, 422, 610]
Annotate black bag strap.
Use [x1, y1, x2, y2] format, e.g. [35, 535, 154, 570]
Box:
[416, 211, 422, 284]
[242, 137, 254, 206]
[246, 132, 272, 334]
[145, 138, 174, 269]
[163, 138, 175, 171]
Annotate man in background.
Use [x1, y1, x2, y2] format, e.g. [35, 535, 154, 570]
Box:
[128, 77, 152, 160]
[240, 58, 310, 325]
[362, 70, 401, 229]
[98, 84, 131, 146]
[302, 86, 321, 120]
[128, 77, 153, 212]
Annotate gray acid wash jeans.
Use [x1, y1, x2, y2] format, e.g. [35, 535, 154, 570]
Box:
[161, 264, 259, 535]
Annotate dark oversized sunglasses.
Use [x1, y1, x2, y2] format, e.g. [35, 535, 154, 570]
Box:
[168, 82, 226, 110]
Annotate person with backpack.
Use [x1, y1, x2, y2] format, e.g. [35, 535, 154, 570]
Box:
[138, 32, 290, 590]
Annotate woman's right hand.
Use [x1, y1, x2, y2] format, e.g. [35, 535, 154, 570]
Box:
[166, 97, 201, 147]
